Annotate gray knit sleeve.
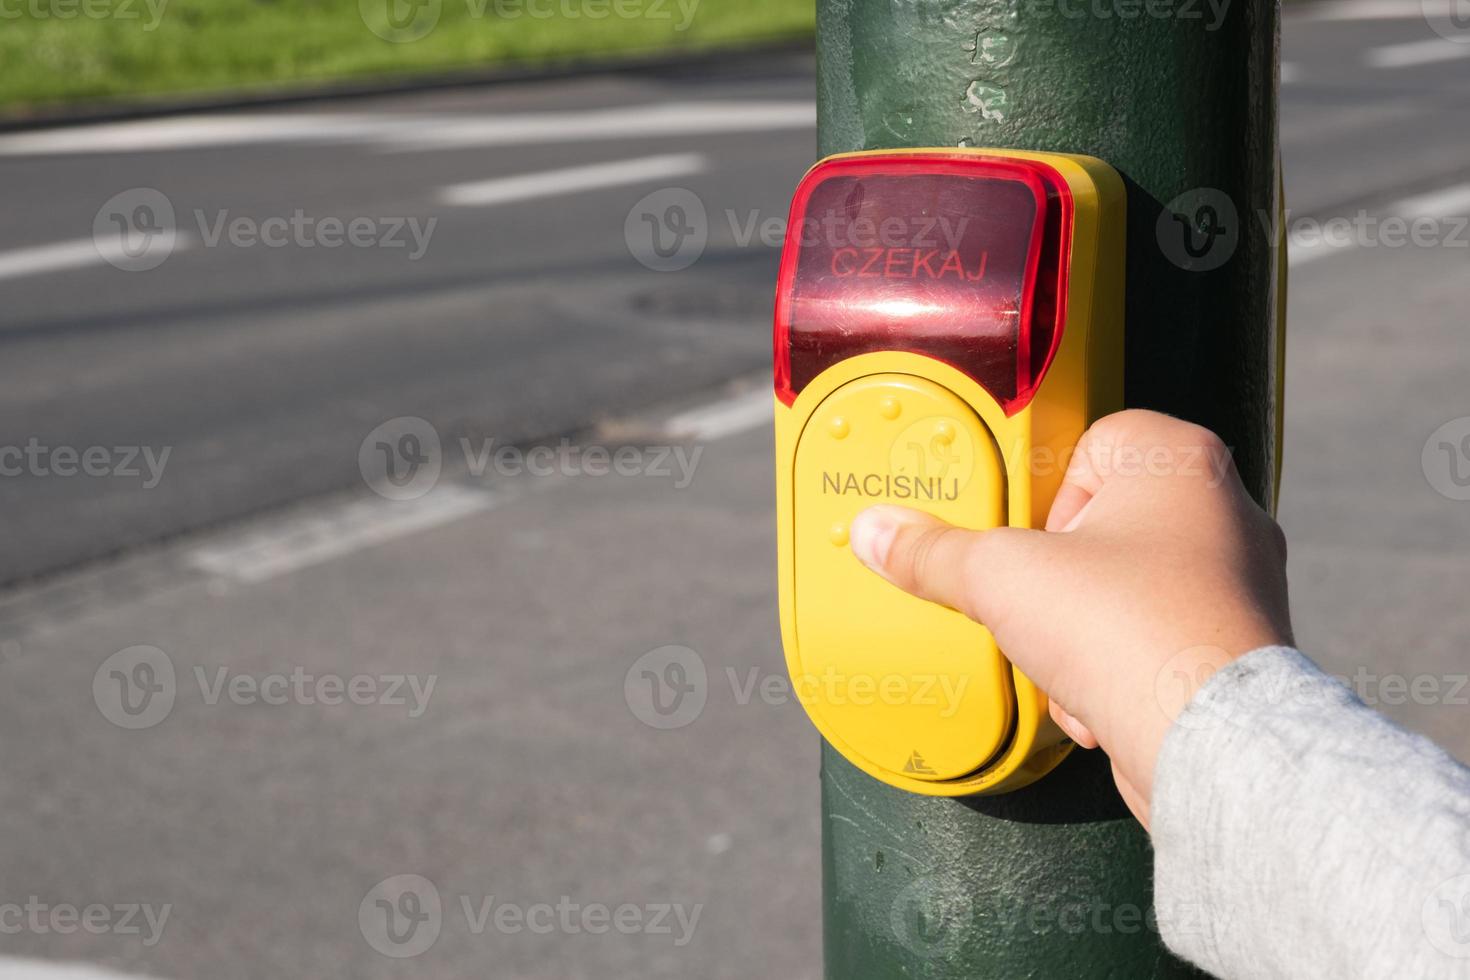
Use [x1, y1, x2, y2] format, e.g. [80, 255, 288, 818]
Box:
[1151, 646, 1470, 978]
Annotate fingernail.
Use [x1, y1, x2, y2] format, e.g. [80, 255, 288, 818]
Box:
[1057, 707, 1084, 735]
[1054, 707, 1095, 746]
[849, 506, 903, 573]
[1058, 497, 1095, 533]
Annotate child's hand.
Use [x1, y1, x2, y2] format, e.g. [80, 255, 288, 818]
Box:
[847, 410, 1293, 827]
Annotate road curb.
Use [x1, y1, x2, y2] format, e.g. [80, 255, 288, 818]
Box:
[0, 37, 812, 133]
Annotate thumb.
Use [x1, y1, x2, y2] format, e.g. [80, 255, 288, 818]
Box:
[847, 504, 1031, 625]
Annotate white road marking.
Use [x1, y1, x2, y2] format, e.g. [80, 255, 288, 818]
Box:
[1366, 38, 1470, 69]
[183, 384, 767, 587]
[439, 152, 707, 207]
[1288, 237, 1358, 266]
[0, 234, 188, 281]
[1393, 181, 1470, 218]
[1288, 181, 1470, 267]
[0, 114, 387, 156]
[187, 485, 496, 584]
[0, 960, 162, 980]
[1293, 0, 1442, 20]
[664, 388, 772, 442]
[376, 100, 816, 152]
[0, 101, 815, 157]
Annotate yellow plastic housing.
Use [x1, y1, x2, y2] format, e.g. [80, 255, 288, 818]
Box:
[775, 148, 1125, 796]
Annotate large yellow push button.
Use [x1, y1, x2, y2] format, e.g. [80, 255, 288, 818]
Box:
[791, 374, 1014, 781]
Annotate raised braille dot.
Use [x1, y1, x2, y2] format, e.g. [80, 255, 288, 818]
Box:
[829, 523, 849, 546]
[829, 416, 850, 439]
[934, 420, 957, 444]
[879, 396, 901, 420]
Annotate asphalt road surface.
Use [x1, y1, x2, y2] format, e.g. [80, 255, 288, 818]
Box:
[2, 3, 1470, 978]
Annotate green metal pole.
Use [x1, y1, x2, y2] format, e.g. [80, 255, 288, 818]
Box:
[815, 1, 1282, 976]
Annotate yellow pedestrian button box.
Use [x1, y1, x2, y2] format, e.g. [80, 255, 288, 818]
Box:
[773, 149, 1125, 795]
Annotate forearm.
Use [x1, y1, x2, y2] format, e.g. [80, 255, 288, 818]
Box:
[1152, 646, 1470, 978]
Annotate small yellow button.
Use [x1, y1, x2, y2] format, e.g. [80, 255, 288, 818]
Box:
[879, 396, 901, 420]
[934, 420, 956, 445]
[828, 523, 849, 546]
[829, 416, 850, 439]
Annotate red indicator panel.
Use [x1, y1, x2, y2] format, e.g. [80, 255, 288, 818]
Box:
[774, 155, 1072, 415]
